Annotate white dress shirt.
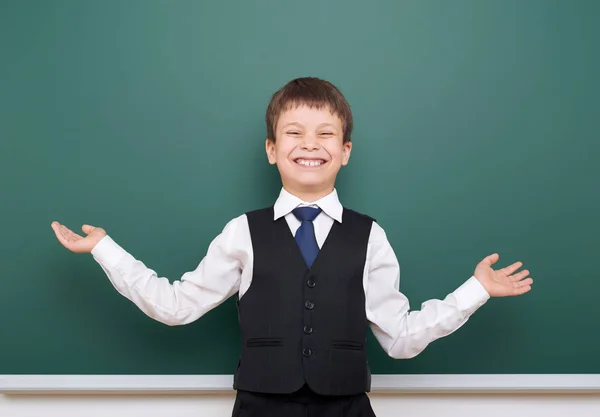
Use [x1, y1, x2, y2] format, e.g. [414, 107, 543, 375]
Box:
[91, 188, 490, 359]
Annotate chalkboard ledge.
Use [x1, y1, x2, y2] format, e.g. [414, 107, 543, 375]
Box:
[2, 375, 600, 394]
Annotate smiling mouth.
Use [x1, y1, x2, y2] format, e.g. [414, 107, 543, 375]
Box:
[293, 158, 327, 167]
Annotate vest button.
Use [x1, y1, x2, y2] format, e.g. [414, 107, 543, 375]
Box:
[302, 348, 313, 357]
[303, 326, 313, 334]
[304, 300, 315, 310]
[306, 280, 316, 288]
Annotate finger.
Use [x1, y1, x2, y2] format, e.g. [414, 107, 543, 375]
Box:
[51, 221, 63, 233]
[52, 222, 69, 241]
[65, 227, 83, 241]
[57, 225, 70, 240]
[82, 224, 95, 235]
[52, 225, 73, 248]
[59, 224, 80, 240]
[480, 253, 499, 266]
[512, 284, 532, 296]
[60, 225, 80, 242]
[59, 225, 72, 241]
[514, 277, 533, 287]
[508, 269, 529, 282]
[502, 261, 523, 276]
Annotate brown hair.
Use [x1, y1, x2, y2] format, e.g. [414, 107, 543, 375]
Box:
[266, 77, 353, 143]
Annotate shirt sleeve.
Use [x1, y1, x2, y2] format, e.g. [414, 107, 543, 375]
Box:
[90, 214, 249, 326]
[364, 221, 490, 359]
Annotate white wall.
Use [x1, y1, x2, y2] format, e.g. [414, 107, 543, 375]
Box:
[2, 393, 600, 417]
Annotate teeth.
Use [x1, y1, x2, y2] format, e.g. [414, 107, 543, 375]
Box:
[297, 159, 324, 167]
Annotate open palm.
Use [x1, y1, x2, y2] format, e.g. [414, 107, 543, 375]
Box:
[474, 253, 533, 297]
[51, 221, 107, 254]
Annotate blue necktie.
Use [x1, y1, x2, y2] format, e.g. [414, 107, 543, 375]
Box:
[292, 207, 321, 268]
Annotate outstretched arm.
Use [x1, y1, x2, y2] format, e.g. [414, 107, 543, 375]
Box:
[364, 222, 533, 359]
[51, 215, 250, 325]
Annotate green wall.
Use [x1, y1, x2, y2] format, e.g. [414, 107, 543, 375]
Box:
[1, 0, 598, 374]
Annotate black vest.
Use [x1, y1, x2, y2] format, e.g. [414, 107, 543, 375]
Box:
[233, 206, 374, 396]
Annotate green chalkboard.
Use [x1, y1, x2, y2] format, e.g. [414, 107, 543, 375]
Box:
[1, 0, 599, 375]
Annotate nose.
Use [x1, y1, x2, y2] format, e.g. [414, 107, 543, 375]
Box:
[300, 134, 319, 151]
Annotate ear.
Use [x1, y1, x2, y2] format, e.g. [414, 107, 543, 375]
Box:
[341, 141, 352, 166]
[265, 138, 277, 164]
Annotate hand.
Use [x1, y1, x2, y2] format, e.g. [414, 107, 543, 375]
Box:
[51, 221, 107, 254]
[474, 253, 533, 297]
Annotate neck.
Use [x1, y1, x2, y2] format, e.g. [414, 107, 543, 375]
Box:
[282, 184, 334, 203]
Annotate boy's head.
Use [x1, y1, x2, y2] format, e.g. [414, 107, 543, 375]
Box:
[265, 77, 353, 201]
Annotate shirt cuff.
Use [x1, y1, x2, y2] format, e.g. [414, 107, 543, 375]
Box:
[453, 276, 490, 314]
[90, 235, 128, 269]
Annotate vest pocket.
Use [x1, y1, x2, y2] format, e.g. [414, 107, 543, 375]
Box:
[246, 337, 284, 347]
[332, 340, 364, 351]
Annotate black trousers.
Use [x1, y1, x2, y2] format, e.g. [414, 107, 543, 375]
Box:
[232, 385, 377, 417]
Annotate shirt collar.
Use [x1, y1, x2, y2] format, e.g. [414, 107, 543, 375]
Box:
[273, 188, 343, 223]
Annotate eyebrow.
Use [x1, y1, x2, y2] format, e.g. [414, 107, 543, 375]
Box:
[282, 122, 304, 129]
[281, 122, 338, 129]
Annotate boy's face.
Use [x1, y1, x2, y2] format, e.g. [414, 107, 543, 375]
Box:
[266, 104, 352, 200]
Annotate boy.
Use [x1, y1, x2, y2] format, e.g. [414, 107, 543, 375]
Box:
[51, 77, 533, 416]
